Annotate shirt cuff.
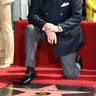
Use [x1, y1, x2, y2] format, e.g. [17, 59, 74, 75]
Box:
[58, 26, 63, 32]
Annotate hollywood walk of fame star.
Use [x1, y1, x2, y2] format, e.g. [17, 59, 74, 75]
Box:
[8, 84, 91, 96]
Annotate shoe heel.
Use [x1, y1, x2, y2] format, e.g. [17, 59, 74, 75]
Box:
[32, 73, 37, 80]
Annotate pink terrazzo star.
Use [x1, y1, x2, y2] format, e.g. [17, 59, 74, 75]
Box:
[8, 85, 91, 96]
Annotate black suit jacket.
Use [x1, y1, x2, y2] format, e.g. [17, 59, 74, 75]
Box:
[28, 0, 84, 57]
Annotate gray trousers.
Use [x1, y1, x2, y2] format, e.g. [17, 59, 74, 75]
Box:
[24, 24, 80, 79]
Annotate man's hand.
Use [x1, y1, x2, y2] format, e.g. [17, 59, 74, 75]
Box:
[43, 23, 60, 33]
[43, 23, 59, 44]
[43, 23, 62, 44]
[46, 32, 57, 44]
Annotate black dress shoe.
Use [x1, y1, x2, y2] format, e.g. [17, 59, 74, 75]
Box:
[20, 71, 37, 85]
[76, 56, 82, 69]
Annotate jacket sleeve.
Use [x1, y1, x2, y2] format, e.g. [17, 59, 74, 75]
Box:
[86, 0, 96, 11]
[28, 0, 46, 29]
[59, 0, 83, 34]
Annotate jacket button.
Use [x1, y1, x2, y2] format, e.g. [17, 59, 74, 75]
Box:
[60, 13, 63, 16]
[46, 13, 48, 15]
[60, 33, 63, 35]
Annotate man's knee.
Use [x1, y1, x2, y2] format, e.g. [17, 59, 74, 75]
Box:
[25, 24, 35, 35]
[62, 71, 77, 79]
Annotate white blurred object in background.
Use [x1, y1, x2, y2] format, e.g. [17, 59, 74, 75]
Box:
[93, 12, 96, 22]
